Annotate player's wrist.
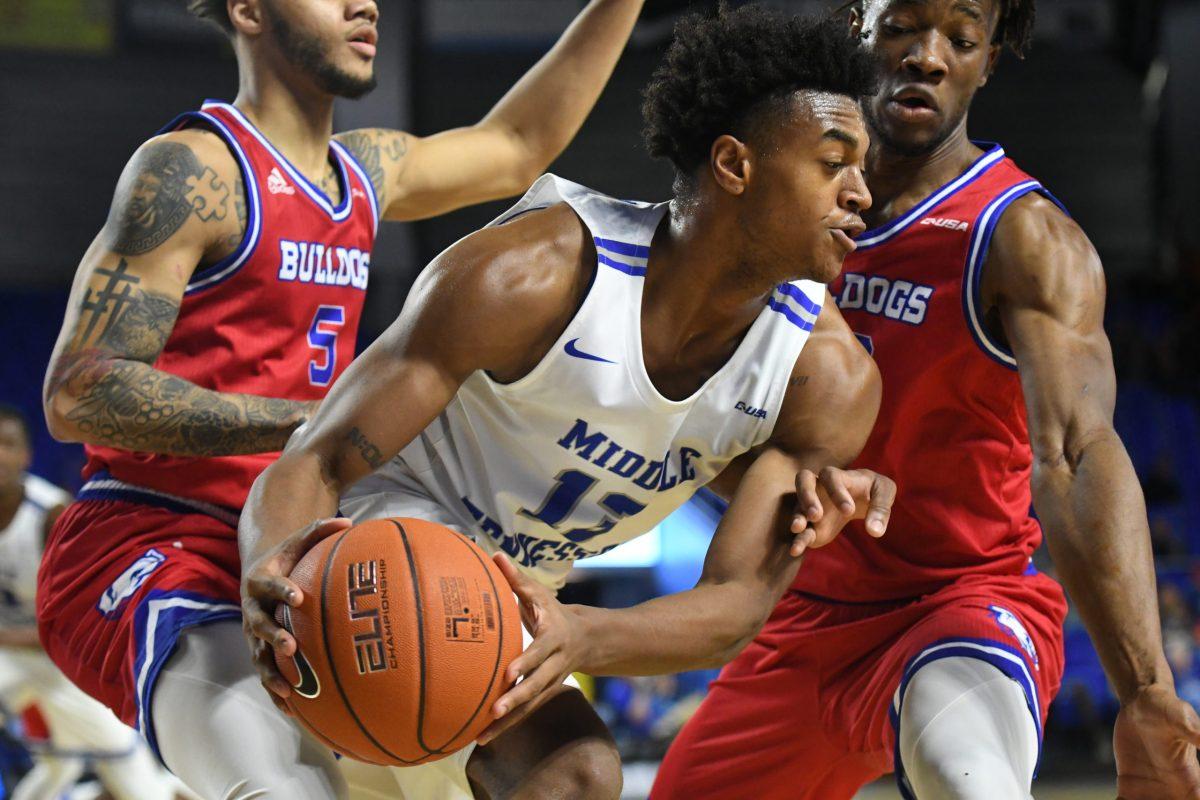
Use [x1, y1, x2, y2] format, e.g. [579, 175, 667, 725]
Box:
[564, 603, 605, 674]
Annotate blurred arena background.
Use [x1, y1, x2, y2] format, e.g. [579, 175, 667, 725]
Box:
[1, 0, 1197, 797]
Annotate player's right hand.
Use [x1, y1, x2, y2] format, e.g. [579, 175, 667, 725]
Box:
[240, 517, 352, 707]
[790, 467, 895, 556]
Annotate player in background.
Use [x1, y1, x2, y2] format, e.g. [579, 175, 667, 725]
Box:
[0, 406, 189, 800]
[37, 0, 647, 797]
[653, 1, 1200, 799]
[239, 9, 896, 799]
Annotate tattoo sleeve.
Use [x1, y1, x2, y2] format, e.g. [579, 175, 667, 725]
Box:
[338, 129, 409, 211]
[48, 258, 311, 457]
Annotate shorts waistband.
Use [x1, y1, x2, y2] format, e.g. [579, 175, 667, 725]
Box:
[77, 473, 240, 528]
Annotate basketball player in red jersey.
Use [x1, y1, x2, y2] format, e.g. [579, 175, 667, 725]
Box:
[37, 1, 646, 797]
[654, 2, 1200, 799]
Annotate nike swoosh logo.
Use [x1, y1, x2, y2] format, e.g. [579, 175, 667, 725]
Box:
[564, 338, 616, 364]
[280, 605, 321, 699]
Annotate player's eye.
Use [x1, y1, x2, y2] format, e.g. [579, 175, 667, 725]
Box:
[882, 23, 912, 36]
[953, 38, 977, 50]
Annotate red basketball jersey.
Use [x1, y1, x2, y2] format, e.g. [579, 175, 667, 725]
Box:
[794, 144, 1065, 602]
[82, 101, 380, 512]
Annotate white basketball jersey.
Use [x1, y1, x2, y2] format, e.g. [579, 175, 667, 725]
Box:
[0, 474, 70, 627]
[344, 175, 825, 588]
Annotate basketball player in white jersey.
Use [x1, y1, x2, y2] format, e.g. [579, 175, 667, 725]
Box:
[0, 406, 188, 800]
[241, 8, 896, 798]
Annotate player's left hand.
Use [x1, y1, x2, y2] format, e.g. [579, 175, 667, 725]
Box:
[1114, 683, 1200, 799]
[789, 466, 895, 556]
[477, 553, 587, 746]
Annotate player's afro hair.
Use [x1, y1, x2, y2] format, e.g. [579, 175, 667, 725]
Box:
[0, 404, 31, 447]
[642, 5, 878, 184]
[188, 0, 234, 34]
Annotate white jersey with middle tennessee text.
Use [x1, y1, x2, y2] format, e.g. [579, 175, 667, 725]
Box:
[342, 175, 826, 589]
[0, 474, 70, 627]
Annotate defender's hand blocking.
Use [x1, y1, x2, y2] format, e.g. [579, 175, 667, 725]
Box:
[478, 554, 587, 746]
[1114, 684, 1200, 799]
[789, 467, 894, 556]
[240, 517, 353, 706]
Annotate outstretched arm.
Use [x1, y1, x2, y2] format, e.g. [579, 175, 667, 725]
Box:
[43, 131, 313, 456]
[986, 194, 1200, 799]
[480, 304, 893, 742]
[336, 0, 645, 221]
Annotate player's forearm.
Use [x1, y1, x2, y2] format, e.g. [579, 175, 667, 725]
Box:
[45, 354, 312, 457]
[0, 627, 43, 649]
[239, 446, 343, 567]
[571, 580, 780, 676]
[481, 0, 643, 171]
[1036, 430, 1171, 701]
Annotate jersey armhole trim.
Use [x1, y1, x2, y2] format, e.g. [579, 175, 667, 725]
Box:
[961, 181, 1050, 370]
[330, 140, 381, 235]
[160, 111, 264, 296]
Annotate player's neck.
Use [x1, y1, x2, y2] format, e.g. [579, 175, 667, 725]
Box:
[233, 67, 337, 180]
[645, 203, 778, 346]
[864, 122, 982, 228]
[0, 482, 23, 531]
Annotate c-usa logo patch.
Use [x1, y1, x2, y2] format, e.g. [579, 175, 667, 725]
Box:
[989, 605, 1039, 669]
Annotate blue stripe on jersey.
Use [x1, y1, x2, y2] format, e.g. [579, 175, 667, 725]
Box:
[856, 143, 1006, 251]
[775, 282, 822, 316]
[766, 297, 815, 332]
[597, 252, 648, 277]
[594, 237, 651, 259]
[156, 110, 264, 295]
[329, 139, 381, 235]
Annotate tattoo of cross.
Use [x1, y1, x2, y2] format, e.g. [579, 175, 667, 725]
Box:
[186, 167, 230, 222]
[79, 260, 141, 342]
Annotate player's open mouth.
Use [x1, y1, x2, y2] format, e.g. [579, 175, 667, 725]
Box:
[348, 27, 378, 58]
[831, 228, 858, 253]
[887, 87, 939, 122]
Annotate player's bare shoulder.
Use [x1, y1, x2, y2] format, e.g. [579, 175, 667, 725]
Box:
[981, 192, 1105, 315]
[104, 127, 246, 266]
[404, 202, 593, 382]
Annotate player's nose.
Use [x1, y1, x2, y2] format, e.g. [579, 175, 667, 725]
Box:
[347, 0, 379, 24]
[902, 31, 949, 81]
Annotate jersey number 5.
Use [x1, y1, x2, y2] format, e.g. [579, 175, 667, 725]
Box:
[308, 305, 346, 387]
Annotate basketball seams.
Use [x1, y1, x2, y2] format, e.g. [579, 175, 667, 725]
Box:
[423, 527, 510, 753]
[318, 525, 428, 764]
[392, 518, 437, 757]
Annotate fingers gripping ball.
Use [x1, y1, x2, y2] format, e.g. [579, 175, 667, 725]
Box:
[273, 518, 523, 765]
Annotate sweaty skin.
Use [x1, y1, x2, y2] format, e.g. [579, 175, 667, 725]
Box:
[43, 0, 648, 459]
[238, 90, 895, 752]
[853, 1, 1200, 796]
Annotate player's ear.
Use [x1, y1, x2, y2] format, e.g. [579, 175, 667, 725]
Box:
[229, 0, 265, 36]
[849, 7, 865, 41]
[979, 42, 1001, 87]
[710, 135, 751, 197]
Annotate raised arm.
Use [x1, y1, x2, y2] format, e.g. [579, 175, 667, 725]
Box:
[43, 131, 313, 456]
[986, 194, 1200, 799]
[479, 303, 894, 743]
[336, 0, 644, 221]
[237, 204, 591, 696]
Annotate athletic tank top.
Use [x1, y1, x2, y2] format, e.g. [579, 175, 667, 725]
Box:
[0, 475, 71, 626]
[344, 175, 825, 588]
[793, 144, 1065, 602]
[81, 101, 379, 518]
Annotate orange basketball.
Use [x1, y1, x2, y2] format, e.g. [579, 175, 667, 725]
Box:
[273, 517, 522, 765]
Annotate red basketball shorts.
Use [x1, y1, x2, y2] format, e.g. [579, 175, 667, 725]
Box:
[652, 570, 1067, 800]
[37, 494, 243, 760]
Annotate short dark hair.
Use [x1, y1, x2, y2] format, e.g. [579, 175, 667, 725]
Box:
[0, 404, 31, 447]
[188, 0, 234, 35]
[849, 0, 1037, 58]
[642, 6, 878, 184]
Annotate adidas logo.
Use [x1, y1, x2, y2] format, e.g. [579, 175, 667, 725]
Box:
[268, 166, 296, 196]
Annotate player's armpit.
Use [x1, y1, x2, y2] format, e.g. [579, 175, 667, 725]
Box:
[42, 132, 310, 456]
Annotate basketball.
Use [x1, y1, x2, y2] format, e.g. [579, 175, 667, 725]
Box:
[273, 517, 522, 766]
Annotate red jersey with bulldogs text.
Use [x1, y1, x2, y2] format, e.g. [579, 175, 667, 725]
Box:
[793, 144, 1066, 603]
[81, 101, 379, 512]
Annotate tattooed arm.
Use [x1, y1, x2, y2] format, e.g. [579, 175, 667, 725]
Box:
[44, 131, 314, 457]
[336, 0, 644, 222]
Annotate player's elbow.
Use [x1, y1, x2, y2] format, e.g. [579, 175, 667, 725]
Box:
[42, 379, 80, 443]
